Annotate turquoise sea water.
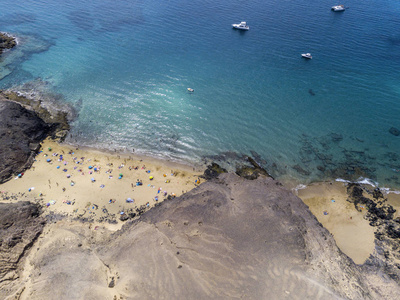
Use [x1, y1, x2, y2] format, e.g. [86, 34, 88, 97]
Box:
[1, 0, 400, 187]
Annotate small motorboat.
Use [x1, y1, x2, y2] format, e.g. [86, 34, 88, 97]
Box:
[187, 88, 194, 92]
[331, 5, 345, 11]
[232, 21, 249, 31]
[301, 53, 312, 59]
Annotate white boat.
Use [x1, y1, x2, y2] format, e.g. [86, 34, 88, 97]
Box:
[232, 21, 249, 31]
[187, 88, 194, 92]
[301, 53, 312, 59]
[331, 5, 345, 11]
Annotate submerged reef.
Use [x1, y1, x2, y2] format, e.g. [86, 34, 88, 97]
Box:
[389, 127, 400, 137]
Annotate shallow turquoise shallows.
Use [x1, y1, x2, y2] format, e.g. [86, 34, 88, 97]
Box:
[1, 0, 400, 188]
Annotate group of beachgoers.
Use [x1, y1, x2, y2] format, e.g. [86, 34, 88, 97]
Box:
[40, 147, 189, 213]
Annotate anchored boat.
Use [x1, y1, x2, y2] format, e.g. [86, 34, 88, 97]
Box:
[232, 21, 249, 31]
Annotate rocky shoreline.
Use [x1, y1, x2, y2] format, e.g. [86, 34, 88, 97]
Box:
[0, 91, 69, 184]
[0, 92, 400, 299]
[346, 183, 400, 281]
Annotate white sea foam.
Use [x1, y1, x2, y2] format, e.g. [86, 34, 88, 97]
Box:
[335, 177, 400, 195]
[292, 184, 307, 195]
[335, 177, 377, 187]
[376, 187, 400, 195]
[335, 178, 351, 184]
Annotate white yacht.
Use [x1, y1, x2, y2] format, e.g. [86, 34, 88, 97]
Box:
[187, 88, 194, 92]
[301, 53, 312, 59]
[232, 21, 249, 31]
[331, 5, 345, 11]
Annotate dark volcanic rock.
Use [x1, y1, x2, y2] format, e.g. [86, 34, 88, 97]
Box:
[389, 127, 400, 136]
[0, 32, 16, 55]
[0, 202, 45, 297]
[20, 174, 400, 299]
[347, 183, 400, 281]
[201, 162, 227, 180]
[0, 99, 54, 183]
[236, 156, 273, 180]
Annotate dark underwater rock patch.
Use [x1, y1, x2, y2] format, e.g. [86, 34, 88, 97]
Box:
[293, 164, 311, 176]
[389, 127, 400, 136]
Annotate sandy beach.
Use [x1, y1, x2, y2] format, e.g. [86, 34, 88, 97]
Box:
[2, 136, 400, 267]
[295, 180, 400, 264]
[0, 138, 204, 230]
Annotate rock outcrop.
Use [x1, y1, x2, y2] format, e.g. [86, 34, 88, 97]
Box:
[0, 99, 53, 183]
[12, 174, 400, 300]
[0, 201, 45, 298]
[347, 183, 400, 282]
[0, 92, 70, 184]
[0, 32, 16, 55]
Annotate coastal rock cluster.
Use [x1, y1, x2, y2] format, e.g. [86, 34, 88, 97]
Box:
[0, 32, 16, 55]
[0, 99, 52, 183]
[0, 93, 70, 184]
[203, 130, 400, 187]
[347, 183, 400, 282]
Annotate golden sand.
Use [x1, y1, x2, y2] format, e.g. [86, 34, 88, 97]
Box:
[0, 139, 204, 230]
[295, 180, 400, 264]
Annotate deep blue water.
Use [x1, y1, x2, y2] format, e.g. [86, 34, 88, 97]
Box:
[1, 0, 400, 187]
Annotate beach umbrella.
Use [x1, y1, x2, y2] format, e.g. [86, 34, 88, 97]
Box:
[91, 177, 95, 182]
[88, 166, 93, 169]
